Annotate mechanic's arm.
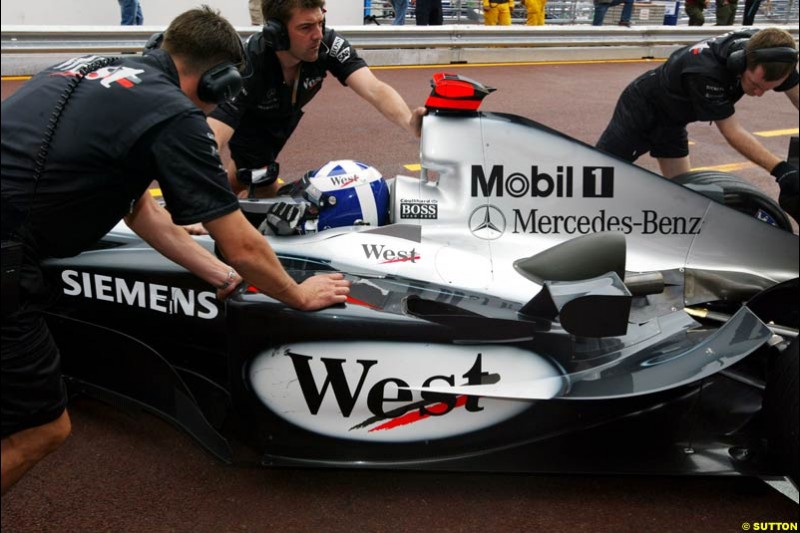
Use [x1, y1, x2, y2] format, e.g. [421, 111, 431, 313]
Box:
[207, 117, 243, 194]
[714, 115, 781, 173]
[785, 84, 799, 111]
[346, 68, 425, 138]
[124, 192, 242, 299]
[203, 210, 350, 310]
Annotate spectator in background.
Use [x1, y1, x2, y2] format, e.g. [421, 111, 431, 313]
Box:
[742, 0, 763, 24]
[118, 0, 143, 25]
[716, 0, 738, 24]
[685, 0, 709, 25]
[250, 0, 264, 24]
[484, 0, 514, 25]
[412, 0, 444, 25]
[592, 0, 633, 26]
[524, 0, 547, 25]
[392, 0, 409, 24]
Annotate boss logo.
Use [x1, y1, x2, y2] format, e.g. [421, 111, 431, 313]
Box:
[399, 200, 438, 220]
[330, 37, 344, 56]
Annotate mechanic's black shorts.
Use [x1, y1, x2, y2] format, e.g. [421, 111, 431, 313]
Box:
[229, 111, 304, 171]
[597, 71, 690, 161]
[1, 249, 67, 439]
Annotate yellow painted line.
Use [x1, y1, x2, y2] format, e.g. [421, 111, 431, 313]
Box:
[3, 75, 31, 81]
[753, 128, 799, 138]
[372, 58, 665, 70]
[404, 163, 422, 171]
[691, 161, 755, 172]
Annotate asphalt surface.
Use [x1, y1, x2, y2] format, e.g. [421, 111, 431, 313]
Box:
[2, 61, 799, 532]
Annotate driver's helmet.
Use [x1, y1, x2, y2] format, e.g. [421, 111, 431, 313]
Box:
[302, 160, 390, 230]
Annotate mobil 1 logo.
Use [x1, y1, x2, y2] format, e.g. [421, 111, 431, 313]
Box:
[471, 164, 614, 198]
[399, 199, 438, 220]
[583, 167, 614, 198]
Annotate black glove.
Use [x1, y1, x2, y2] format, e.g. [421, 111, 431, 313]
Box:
[771, 161, 799, 223]
[237, 163, 280, 198]
[259, 202, 307, 236]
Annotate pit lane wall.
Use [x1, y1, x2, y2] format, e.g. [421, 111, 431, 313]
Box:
[2, 25, 799, 76]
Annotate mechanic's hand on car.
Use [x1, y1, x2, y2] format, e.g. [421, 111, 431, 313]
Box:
[216, 269, 243, 301]
[771, 161, 799, 223]
[410, 107, 427, 138]
[295, 273, 351, 311]
[259, 201, 307, 236]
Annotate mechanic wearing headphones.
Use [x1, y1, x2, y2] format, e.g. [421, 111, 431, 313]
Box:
[0, 7, 349, 495]
[597, 28, 800, 221]
[207, 0, 425, 199]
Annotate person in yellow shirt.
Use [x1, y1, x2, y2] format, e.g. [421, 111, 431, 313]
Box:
[484, 0, 514, 25]
[524, 0, 546, 25]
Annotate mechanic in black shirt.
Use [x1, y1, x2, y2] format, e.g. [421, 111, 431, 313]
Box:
[208, 0, 426, 198]
[597, 28, 800, 221]
[0, 7, 349, 495]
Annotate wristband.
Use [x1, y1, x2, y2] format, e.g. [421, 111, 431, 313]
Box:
[770, 161, 795, 183]
[218, 269, 237, 290]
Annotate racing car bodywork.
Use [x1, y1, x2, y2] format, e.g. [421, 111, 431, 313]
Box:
[42, 74, 799, 481]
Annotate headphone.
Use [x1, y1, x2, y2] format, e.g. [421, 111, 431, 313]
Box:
[726, 38, 799, 73]
[144, 32, 244, 104]
[197, 62, 243, 104]
[262, 19, 291, 51]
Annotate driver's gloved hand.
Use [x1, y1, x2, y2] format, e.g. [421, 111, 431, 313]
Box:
[259, 201, 307, 236]
[771, 161, 799, 223]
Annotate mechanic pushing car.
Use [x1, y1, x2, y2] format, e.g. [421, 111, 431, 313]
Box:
[208, 0, 426, 198]
[0, 7, 349, 495]
[597, 28, 800, 222]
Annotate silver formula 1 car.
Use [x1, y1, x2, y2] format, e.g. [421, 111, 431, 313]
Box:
[43, 74, 799, 487]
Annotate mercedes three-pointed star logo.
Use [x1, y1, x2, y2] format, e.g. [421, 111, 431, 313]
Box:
[469, 205, 506, 240]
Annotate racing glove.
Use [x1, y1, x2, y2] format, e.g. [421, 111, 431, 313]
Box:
[771, 161, 799, 223]
[259, 201, 308, 236]
[237, 163, 280, 188]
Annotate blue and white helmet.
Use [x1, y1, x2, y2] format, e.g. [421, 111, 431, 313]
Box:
[304, 160, 390, 230]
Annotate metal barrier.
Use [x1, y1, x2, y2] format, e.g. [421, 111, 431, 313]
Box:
[2, 24, 798, 74]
